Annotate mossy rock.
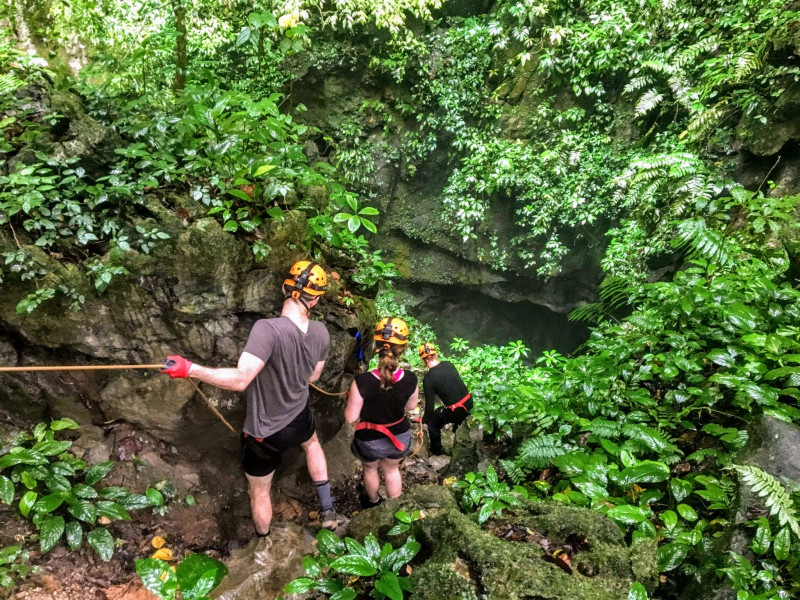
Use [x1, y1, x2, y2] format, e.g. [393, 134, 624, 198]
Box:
[348, 485, 656, 600]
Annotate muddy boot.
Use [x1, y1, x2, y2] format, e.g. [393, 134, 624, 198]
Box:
[321, 509, 346, 531]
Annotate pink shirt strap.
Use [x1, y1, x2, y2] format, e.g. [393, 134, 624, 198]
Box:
[371, 368, 404, 382]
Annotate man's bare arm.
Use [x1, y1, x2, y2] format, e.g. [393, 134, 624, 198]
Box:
[309, 360, 326, 383]
[188, 352, 265, 392]
[405, 386, 420, 412]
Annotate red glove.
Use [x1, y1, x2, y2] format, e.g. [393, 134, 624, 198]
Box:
[162, 355, 193, 378]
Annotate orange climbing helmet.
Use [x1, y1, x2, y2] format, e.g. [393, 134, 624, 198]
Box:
[284, 260, 327, 299]
[374, 316, 410, 351]
[418, 342, 437, 361]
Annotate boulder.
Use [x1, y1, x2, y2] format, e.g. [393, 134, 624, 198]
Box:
[214, 522, 317, 600]
[349, 485, 657, 600]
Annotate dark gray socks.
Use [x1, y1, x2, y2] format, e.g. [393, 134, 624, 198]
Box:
[314, 479, 334, 511]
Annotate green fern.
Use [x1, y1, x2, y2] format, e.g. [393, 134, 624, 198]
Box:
[585, 418, 621, 439]
[734, 465, 800, 537]
[500, 459, 527, 485]
[515, 434, 567, 470]
[635, 88, 665, 116]
[0, 73, 24, 96]
[672, 218, 737, 267]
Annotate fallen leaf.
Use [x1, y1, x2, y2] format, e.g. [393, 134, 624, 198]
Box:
[98, 516, 112, 525]
[308, 510, 319, 519]
[151, 536, 167, 549]
[151, 548, 173, 561]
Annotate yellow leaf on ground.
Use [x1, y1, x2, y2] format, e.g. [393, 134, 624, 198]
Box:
[98, 516, 112, 525]
[151, 536, 167, 549]
[151, 548, 173, 561]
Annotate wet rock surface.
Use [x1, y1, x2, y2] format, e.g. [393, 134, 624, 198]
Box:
[349, 485, 657, 600]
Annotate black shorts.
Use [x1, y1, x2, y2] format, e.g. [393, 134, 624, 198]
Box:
[241, 405, 316, 477]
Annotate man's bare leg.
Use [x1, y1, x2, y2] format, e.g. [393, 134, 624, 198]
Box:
[246, 472, 274, 535]
[301, 432, 328, 481]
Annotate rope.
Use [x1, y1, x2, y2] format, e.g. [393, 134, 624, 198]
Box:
[309, 382, 348, 397]
[186, 379, 237, 435]
[0, 362, 237, 436]
[0, 364, 166, 372]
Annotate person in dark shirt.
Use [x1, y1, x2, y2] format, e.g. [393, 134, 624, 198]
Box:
[345, 317, 419, 507]
[419, 342, 472, 456]
[161, 261, 343, 535]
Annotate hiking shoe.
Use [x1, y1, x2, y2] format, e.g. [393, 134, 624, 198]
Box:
[321, 509, 345, 531]
[359, 492, 384, 509]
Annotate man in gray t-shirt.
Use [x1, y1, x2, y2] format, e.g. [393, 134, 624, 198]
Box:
[162, 260, 343, 535]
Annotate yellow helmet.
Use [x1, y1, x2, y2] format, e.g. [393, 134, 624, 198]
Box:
[284, 260, 327, 299]
[418, 342, 437, 361]
[374, 316, 409, 351]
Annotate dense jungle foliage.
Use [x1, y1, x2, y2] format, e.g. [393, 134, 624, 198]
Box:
[3, 0, 800, 598]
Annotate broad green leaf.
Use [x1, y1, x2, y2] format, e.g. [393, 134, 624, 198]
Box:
[284, 578, 315, 594]
[315, 577, 344, 593]
[0, 449, 47, 468]
[394, 510, 412, 523]
[19, 491, 37, 517]
[302, 555, 321, 577]
[607, 504, 651, 525]
[317, 529, 345, 555]
[330, 588, 357, 600]
[751, 518, 771, 555]
[65, 520, 83, 550]
[68, 500, 98, 524]
[45, 473, 72, 492]
[661, 510, 678, 531]
[226, 188, 252, 202]
[253, 164, 276, 176]
[95, 500, 131, 521]
[33, 492, 65, 514]
[39, 515, 65, 553]
[118, 493, 150, 511]
[175, 553, 228, 600]
[724, 303, 759, 330]
[774, 526, 791, 560]
[478, 503, 494, 523]
[73, 484, 99, 499]
[358, 206, 380, 216]
[329, 555, 377, 576]
[32, 440, 72, 456]
[669, 479, 693, 502]
[361, 218, 377, 234]
[0, 545, 21, 565]
[363, 533, 381, 562]
[347, 215, 360, 233]
[146, 488, 165, 507]
[100, 487, 131, 500]
[375, 571, 404, 600]
[627, 582, 649, 600]
[136, 558, 178, 600]
[658, 542, 688, 571]
[389, 539, 421, 572]
[84, 462, 115, 486]
[615, 461, 670, 487]
[88, 528, 114, 561]
[677, 504, 698, 522]
[0, 476, 14, 504]
[344, 537, 367, 558]
[50, 418, 79, 431]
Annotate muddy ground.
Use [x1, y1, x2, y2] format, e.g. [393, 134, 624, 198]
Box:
[1, 420, 447, 600]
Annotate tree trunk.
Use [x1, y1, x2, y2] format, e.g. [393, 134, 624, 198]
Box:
[173, 0, 187, 92]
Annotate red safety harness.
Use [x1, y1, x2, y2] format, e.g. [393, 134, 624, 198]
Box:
[354, 368, 409, 451]
[447, 392, 471, 412]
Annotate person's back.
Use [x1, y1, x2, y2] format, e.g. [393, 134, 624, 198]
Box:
[345, 318, 419, 507]
[418, 343, 472, 456]
[244, 316, 329, 437]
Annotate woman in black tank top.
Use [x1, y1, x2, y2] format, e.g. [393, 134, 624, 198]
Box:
[345, 317, 419, 507]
